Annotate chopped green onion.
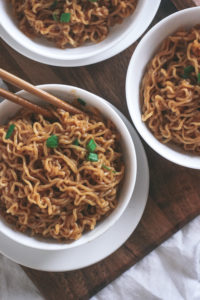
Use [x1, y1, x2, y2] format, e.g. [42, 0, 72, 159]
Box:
[73, 138, 80, 146]
[182, 65, 194, 78]
[60, 12, 71, 23]
[52, 13, 58, 21]
[5, 124, 15, 139]
[102, 164, 111, 171]
[87, 153, 98, 162]
[77, 98, 86, 106]
[86, 139, 96, 152]
[89, 0, 98, 2]
[46, 135, 59, 148]
[50, 0, 58, 10]
[102, 164, 116, 173]
[197, 72, 200, 85]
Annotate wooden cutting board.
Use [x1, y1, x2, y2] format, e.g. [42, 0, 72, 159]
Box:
[0, 0, 200, 299]
[171, 0, 200, 9]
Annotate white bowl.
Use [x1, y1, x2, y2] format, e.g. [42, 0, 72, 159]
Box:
[0, 84, 137, 251]
[0, 0, 161, 66]
[126, 7, 200, 169]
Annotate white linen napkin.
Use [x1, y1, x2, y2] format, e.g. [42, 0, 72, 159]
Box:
[1, 215, 200, 300]
[0, 79, 200, 300]
[91, 215, 200, 300]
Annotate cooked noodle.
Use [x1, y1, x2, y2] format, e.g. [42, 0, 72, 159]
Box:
[0, 105, 124, 241]
[141, 25, 200, 153]
[8, 0, 138, 48]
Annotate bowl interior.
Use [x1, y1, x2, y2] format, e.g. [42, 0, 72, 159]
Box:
[0, 84, 137, 250]
[0, 0, 156, 61]
[126, 7, 200, 169]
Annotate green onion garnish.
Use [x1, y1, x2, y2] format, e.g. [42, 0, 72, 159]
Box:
[60, 13, 71, 23]
[102, 164, 116, 173]
[87, 153, 98, 162]
[73, 138, 80, 146]
[50, 0, 58, 9]
[89, 0, 98, 2]
[102, 164, 111, 171]
[197, 72, 200, 85]
[46, 135, 59, 148]
[86, 139, 96, 152]
[77, 98, 86, 106]
[52, 13, 58, 21]
[182, 65, 194, 78]
[5, 124, 15, 139]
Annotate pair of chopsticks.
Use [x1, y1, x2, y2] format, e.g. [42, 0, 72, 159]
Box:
[0, 68, 83, 118]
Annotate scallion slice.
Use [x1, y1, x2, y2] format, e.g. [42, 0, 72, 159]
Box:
[102, 164, 111, 171]
[50, 0, 58, 10]
[46, 135, 59, 148]
[102, 164, 116, 173]
[5, 124, 15, 139]
[182, 65, 194, 78]
[86, 139, 96, 152]
[60, 12, 71, 23]
[87, 153, 98, 162]
[52, 13, 58, 21]
[73, 138, 80, 146]
[77, 98, 86, 106]
[197, 72, 200, 85]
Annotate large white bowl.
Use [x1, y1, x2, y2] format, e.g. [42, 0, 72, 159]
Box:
[126, 7, 200, 169]
[0, 0, 161, 66]
[0, 84, 137, 251]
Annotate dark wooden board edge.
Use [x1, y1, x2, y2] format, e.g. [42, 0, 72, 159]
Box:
[171, 0, 200, 9]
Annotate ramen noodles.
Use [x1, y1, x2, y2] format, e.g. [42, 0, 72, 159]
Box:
[7, 0, 138, 48]
[141, 25, 200, 153]
[0, 104, 125, 241]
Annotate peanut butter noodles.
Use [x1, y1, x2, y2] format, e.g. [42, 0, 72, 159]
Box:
[0, 105, 124, 241]
[141, 25, 200, 153]
[8, 0, 138, 48]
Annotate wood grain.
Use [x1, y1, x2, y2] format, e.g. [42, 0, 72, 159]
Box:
[1, 0, 200, 299]
[171, 0, 200, 9]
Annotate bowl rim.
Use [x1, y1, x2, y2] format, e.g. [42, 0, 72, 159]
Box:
[0, 84, 137, 251]
[0, 0, 161, 63]
[126, 7, 200, 170]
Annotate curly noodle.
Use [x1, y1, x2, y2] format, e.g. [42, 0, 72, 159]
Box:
[8, 0, 138, 48]
[0, 105, 124, 241]
[141, 25, 200, 153]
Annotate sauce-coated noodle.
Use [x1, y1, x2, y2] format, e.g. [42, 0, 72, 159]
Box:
[141, 25, 200, 153]
[0, 106, 124, 241]
[8, 0, 138, 48]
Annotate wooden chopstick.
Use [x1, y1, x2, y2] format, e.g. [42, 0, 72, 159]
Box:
[0, 88, 53, 119]
[0, 68, 83, 115]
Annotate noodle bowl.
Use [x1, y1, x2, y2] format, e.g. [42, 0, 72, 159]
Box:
[7, 0, 138, 49]
[141, 25, 200, 153]
[0, 106, 124, 241]
[0, 0, 161, 65]
[126, 7, 200, 169]
[0, 84, 136, 250]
